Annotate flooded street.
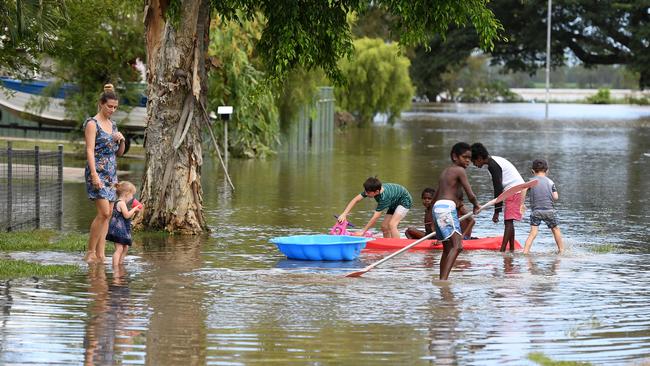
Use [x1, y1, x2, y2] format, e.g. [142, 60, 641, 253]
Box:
[2, 103, 650, 365]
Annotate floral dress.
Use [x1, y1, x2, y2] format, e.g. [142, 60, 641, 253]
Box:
[106, 200, 132, 245]
[84, 117, 119, 201]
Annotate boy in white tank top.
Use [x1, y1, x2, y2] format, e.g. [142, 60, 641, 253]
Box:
[471, 143, 526, 252]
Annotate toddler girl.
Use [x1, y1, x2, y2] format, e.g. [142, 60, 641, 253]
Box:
[106, 181, 143, 266]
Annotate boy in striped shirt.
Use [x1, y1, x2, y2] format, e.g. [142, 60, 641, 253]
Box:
[338, 177, 412, 238]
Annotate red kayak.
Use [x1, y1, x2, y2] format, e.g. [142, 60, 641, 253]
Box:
[364, 236, 522, 251]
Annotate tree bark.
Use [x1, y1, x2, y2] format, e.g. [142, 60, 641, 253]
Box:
[138, 0, 209, 233]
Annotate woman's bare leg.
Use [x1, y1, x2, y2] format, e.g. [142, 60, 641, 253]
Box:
[86, 199, 112, 263]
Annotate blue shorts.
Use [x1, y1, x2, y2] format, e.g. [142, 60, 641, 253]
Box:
[530, 210, 558, 228]
[433, 200, 462, 240]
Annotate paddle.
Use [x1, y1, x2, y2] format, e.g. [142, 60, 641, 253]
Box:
[344, 180, 538, 278]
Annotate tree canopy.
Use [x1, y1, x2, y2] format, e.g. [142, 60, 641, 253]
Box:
[139, 0, 503, 233]
[336, 38, 414, 125]
[407, 0, 649, 97]
[207, 13, 279, 158]
[0, 0, 68, 77]
[489, 0, 649, 89]
[48, 0, 144, 122]
[208, 0, 503, 83]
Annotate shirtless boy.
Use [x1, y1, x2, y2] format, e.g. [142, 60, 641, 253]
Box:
[432, 142, 480, 280]
[406, 187, 475, 240]
[405, 188, 437, 240]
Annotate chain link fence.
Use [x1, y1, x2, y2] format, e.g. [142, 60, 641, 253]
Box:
[0, 142, 64, 231]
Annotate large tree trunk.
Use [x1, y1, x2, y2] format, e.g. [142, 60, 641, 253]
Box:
[138, 0, 209, 233]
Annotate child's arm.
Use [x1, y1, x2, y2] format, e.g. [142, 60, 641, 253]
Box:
[487, 160, 503, 220]
[458, 168, 481, 214]
[519, 188, 528, 215]
[118, 201, 141, 219]
[338, 194, 364, 223]
[552, 184, 559, 200]
[361, 210, 383, 235]
[424, 207, 434, 234]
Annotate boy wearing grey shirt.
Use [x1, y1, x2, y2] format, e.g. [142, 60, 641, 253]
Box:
[523, 159, 565, 254]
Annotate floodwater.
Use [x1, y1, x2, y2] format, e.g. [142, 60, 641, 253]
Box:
[2, 103, 650, 365]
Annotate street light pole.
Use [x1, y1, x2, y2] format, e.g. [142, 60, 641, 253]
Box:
[545, 0, 552, 119]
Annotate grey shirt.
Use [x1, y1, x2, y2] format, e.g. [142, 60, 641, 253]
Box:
[529, 176, 557, 211]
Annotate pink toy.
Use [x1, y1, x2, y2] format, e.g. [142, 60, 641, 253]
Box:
[132, 198, 143, 209]
[330, 220, 375, 237]
[330, 220, 349, 236]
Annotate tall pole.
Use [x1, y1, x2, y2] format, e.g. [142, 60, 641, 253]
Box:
[545, 0, 552, 119]
[224, 118, 228, 170]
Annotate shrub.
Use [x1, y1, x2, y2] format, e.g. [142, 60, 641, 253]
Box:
[585, 88, 611, 104]
[336, 38, 415, 126]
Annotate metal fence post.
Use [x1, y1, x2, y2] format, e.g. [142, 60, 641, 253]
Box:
[6, 141, 12, 231]
[34, 145, 41, 229]
[57, 145, 63, 230]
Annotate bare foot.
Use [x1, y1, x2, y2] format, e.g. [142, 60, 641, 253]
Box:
[96, 256, 106, 263]
[84, 252, 97, 263]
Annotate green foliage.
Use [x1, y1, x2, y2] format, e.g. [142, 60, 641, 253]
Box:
[409, 29, 478, 100]
[489, 0, 650, 89]
[207, 13, 279, 159]
[0, 230, 87, 252]
[492, 65, 640, 90]
[627, 96, 650, 105]
[0, 259, 81, 279]
[211, 1, 502, 83]
[439, 55, 521, 103]
[47, 0, 145, 124]
[351, 7, 399, 42]
[528, 352, 592, 366]
[585, 88, 612, 105]
[275, 67, 328, 133]
[457, 81, 522, 103]
[336, 38, 414, 126]
[0, 0, 68, 77]
[588, 243, 616, 254]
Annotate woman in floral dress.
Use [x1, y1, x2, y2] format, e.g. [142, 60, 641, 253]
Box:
[84, 84, 126, 263]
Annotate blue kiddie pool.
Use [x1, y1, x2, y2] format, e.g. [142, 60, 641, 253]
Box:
[271, 234, 371, 261]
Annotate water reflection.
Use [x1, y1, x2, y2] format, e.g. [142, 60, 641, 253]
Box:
[84, 264, 140, 366]
[3, 104, 650, 364]
[275, 258, 365, 271]
[139, 235, 208, 365]
[427, 284, 462, 365]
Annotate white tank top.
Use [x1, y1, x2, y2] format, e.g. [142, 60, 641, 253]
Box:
[491, 156, 524, 189]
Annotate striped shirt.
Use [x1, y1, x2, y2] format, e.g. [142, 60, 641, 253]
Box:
[361, 183, 413, 212]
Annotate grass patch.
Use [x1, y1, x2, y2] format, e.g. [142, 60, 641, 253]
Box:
[528, 352, 592, 366]
[0, 230, 91, 252]
[589, 243, 616, 254]
[0, 259, 81, 279]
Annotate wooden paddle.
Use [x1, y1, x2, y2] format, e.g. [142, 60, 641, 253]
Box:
[344, 180, 538, 278]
